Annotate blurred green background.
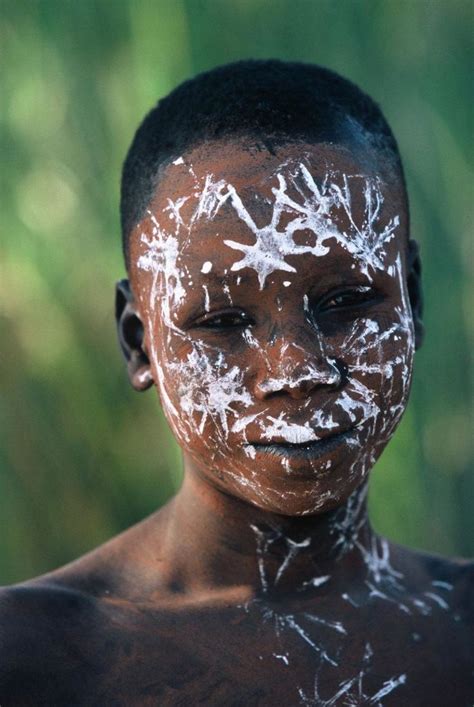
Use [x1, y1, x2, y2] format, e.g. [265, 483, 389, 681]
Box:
[1, 0, 472, 584]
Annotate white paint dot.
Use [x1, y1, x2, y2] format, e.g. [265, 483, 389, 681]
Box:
[283, 281, 291, 287]
[201, 261, 213, 274]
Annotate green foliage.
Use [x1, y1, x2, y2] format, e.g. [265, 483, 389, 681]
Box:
[1, 0, 472, 583]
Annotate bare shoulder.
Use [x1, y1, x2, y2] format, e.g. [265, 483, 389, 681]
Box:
[0, 576, 102, 639]
[390, 539, 474, 578]
[0, 579, 107, 705]
[0, 519, 175, 706]
[388, 539, 474, 618]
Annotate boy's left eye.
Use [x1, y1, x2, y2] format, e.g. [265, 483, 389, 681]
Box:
[318, 286, 377, 312]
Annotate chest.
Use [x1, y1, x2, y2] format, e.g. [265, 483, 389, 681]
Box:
[86, 602, 473, 706]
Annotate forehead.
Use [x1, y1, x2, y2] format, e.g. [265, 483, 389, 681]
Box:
[128, 140, 408, 289]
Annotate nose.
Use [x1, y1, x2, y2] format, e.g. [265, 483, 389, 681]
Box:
[253, 329, 342, 401]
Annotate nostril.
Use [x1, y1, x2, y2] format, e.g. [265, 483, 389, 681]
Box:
[262, 389, 287, 401]
[330, 358, 348, 389]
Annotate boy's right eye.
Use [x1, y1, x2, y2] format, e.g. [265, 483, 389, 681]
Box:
[196, 310, 253, 331]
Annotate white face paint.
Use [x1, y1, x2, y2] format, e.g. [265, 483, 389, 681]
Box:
[132, 143, 415, 516]
[201, 260, 213, 274]
[191, 163, 399, 289]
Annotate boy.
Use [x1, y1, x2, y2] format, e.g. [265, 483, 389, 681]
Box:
[1, 60, 472, 705]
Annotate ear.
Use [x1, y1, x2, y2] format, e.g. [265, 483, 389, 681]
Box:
[115, 279, 154, 391]
[406, 239, 424, 350]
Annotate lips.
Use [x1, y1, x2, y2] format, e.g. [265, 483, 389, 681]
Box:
[247, 428, 355, 461]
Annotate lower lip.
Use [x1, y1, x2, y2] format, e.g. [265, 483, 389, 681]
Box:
[248, 430, 355, 461]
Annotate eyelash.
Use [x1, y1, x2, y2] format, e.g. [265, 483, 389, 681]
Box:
[193, 287, 377, 332]
[317, 286, 377, 313]
[196, 310, 253, 331]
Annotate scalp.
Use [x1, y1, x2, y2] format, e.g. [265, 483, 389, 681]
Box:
[121, 59, 406, 270]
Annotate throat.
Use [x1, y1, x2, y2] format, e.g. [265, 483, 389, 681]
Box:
[159, 472, 373, 599]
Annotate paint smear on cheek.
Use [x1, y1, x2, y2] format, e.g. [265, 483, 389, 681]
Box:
[135, 210, 257, 452]
[136, 207, 201, 439]
[326, 254, 414, 480]
[163, 345, 254, 444]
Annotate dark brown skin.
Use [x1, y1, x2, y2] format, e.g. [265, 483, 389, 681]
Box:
[1, 141, 472, 706]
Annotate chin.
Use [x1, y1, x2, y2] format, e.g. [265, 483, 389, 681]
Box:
[211, 459, 370, 518]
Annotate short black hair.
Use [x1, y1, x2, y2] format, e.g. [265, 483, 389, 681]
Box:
[121, 59, 406, 269]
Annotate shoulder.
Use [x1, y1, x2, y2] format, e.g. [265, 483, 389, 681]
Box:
[0, 580, 105, 705]
[423, 551, 474, 620]
[0, 576, 103, 632]
[389, 541, 474, 619]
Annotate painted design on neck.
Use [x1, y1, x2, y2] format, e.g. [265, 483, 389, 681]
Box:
[242, 484, 454, 705]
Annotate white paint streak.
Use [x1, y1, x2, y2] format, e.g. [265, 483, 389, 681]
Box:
[189, 165, 400, 289]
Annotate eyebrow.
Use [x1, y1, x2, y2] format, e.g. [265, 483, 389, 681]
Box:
[199, 268, 256, 287]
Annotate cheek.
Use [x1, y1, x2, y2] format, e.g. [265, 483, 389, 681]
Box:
[330, 309, 414, 436]
[152, 335, 253, 449]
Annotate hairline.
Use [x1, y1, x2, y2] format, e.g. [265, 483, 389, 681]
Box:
[124, 133, 408, 273]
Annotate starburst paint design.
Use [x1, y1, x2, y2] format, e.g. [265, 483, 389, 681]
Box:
[190, 163, 400, 289]
[167, 347, 253, 438]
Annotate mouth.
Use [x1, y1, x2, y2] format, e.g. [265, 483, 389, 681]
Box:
[247, 429, 355, 461]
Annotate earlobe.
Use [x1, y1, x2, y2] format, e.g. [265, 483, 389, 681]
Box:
[406, 240, 425, 350]
[115, 279, 154, 391]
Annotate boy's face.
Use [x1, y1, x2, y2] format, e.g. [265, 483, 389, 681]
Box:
[127, 140, 415, 516]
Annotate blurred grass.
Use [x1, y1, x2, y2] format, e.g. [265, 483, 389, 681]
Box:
[1, 0, 472, 584]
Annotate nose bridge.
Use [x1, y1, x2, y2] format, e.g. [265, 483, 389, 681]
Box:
[255, 321, 341, 399]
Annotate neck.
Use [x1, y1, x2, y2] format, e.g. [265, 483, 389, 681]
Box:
[159, 469, 374, 600]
